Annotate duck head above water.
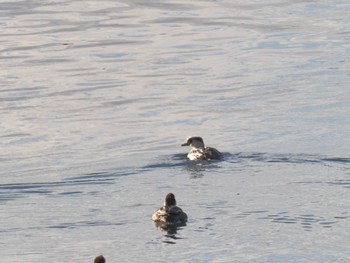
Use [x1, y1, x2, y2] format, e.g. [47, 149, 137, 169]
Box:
[164, 192, 176, 207]
[181, 136, 205, 149]
[94, 255, 105, 263]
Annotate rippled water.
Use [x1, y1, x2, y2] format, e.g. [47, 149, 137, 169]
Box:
[1, 0, 350, 262]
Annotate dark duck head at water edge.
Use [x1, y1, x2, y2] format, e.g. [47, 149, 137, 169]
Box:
[181, 136, 223, 161]
[152, 193, 188, 225]
[94, 255, 105, 263]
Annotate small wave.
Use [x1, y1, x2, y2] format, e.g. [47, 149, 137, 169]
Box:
[0, 177, 114, 202]
[229, 152, 350, 166]
[66, 171, 136, 181]
[0, 178, 113, 190]
[47, 220, 123, 229]
[143, 152, 349, 176]
[254, 211, 343, 230]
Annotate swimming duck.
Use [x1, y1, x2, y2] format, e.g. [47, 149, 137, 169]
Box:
[181, 136, 223, 161]
[152, 193, 188, 225]
[94, 255, 105, 263]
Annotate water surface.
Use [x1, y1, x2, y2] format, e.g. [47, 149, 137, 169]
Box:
[1, 0, 350, 262]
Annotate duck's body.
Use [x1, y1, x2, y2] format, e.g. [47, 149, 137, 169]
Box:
[152, 193, 187, 225]
[182, 136, 223, 161]
[186, 147, 223, 161]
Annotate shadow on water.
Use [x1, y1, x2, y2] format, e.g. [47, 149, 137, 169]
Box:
[142, 152, 349, 178]
[258, 212, 347, 231]
[293, 179, 350, 190]
[236, 210, 348, 231]
[144, 152, 350, 168]
[66, 170, 137, 181]
[0, 171, 134, 203]
[227, 152, 350, 166]
[47, 220, 124, 230]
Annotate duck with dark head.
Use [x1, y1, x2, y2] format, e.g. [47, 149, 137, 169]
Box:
[152, 193, 188, 226]
[181, 136, 223, 161]
[94, 255, 105, 263]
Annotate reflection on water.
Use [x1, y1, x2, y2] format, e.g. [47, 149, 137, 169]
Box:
[153, 220, 187, 236]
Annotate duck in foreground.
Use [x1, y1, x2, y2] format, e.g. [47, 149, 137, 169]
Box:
[181, 136, 223, 161]
[94, 255, 105, 263]
[152, 193, 188, 225]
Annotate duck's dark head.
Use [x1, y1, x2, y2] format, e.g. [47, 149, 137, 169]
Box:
[164, 193, 177, 207]
[181, 136, 205, 148]
[94, 255, 106, 263]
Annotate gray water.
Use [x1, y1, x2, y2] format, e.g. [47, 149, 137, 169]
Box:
[1, 0, 350, 262]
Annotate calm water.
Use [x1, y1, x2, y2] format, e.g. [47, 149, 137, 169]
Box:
[1, 0, 350, 262]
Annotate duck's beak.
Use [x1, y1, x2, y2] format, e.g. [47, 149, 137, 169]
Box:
[181, 142, 190, 146]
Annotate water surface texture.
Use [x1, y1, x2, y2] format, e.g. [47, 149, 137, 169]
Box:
[1, 0, 350, 262]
